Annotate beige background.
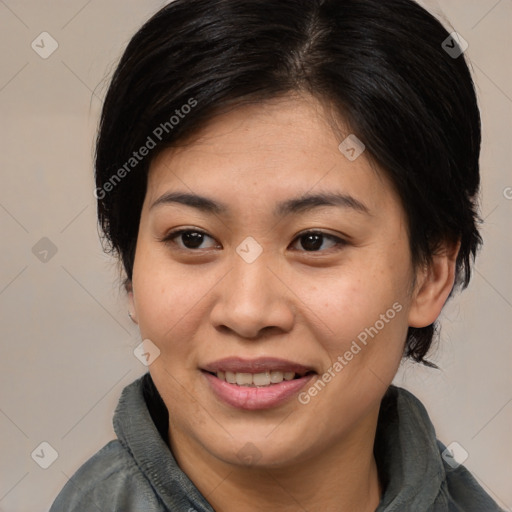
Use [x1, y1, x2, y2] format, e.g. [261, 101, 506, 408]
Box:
[0, 1, 511, 511]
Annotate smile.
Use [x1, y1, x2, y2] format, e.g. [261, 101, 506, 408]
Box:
[201, 357, 317, 410]
[212, 370, 311, 387]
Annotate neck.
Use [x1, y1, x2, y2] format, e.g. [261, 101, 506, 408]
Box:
[169, 408, 383, 512]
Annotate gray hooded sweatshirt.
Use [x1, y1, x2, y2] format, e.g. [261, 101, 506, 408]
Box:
[49, 374, 504, 511]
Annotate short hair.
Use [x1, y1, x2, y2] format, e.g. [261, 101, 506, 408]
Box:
[95, 0, 482, 366]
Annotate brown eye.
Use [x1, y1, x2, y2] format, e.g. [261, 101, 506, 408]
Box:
[162, 229, 219, 250]
[290, 231, 346, 252]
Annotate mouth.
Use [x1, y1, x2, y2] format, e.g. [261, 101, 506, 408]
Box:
[203, 369, 315, 387]
[200, 357, 317, 410]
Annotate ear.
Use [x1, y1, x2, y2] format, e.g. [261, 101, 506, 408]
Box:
[126, 280, 138, 324]
[408, 240, 461, 328]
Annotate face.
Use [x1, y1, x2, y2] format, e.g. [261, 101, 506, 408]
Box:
[129, 94, 427, 469]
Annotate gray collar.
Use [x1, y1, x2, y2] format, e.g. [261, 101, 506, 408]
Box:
[374, 385, 445, 510]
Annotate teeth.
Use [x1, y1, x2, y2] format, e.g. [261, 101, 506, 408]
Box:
[253, 371, 271, 386]
[236, 373, 253, 386]
[270, 371, 284, 383]
[225, 371, 236, 384]
[215, 370, 300, 386]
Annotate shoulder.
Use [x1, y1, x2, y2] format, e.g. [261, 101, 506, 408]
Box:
[435, 439, 505, 511]
[49, 440, 164, 512]
[384, 386, 504, 511]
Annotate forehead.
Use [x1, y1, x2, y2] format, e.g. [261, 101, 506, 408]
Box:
[145, 94, 399, 218]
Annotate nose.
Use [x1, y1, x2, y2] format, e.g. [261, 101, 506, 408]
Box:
[209, 253, 295, 340]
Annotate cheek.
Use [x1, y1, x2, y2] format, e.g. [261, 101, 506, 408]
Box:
[132, 250, 213, 408]
[299, 265, 411, 401]
[296, 271, 409, 420]
[298, 262, 408, 348]
[131, 246, 209, 352]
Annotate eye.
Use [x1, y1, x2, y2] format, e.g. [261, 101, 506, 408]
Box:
[160, 228, 347, 253]
[161, 228, 220, 250]
[289, 230, 347, 252]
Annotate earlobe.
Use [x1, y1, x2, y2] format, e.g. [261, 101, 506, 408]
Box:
[126, 280, 139, 324]
[408, 241, 460, 328]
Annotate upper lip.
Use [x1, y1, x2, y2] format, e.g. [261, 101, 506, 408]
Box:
[201, 357, 316, 376]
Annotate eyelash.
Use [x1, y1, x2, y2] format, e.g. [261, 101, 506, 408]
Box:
[160, 228, 347, 254]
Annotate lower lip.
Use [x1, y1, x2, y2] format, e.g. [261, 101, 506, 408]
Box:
[202, 371, 315, 410]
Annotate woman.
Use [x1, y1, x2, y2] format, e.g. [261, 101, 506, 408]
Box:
[50, 0, 504, 510]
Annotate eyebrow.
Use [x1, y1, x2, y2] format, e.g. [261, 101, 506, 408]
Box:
[150, 191, 371, 217]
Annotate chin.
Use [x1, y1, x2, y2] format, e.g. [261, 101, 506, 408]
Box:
[202, 431, 311, 469]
